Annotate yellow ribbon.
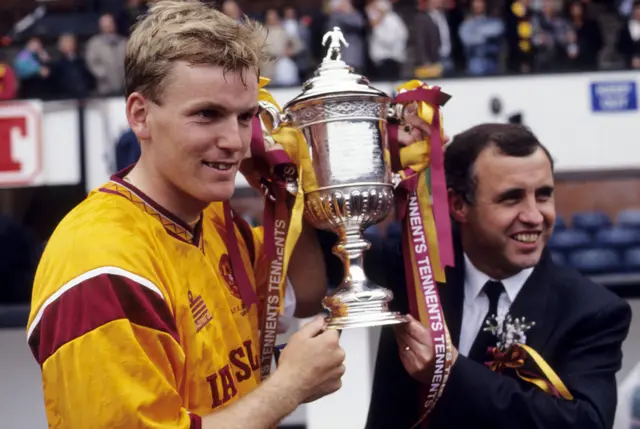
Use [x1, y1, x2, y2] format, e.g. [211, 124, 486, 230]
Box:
[395, 80, 447, 284]
[518, 344, 574, 400]
[487, 344, 573, 401]
[256, 78, 311, 311]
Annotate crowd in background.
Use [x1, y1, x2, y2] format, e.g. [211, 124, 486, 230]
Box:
[0, 0, 640, 100]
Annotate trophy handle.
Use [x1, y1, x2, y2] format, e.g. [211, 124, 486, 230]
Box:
[258, 100, 291, 133]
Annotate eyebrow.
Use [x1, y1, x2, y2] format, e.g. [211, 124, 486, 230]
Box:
[495, 185, 555, 202]
[188, 101, 259, 116]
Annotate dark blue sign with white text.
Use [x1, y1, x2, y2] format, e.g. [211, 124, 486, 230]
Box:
[590, 81, 638, 112]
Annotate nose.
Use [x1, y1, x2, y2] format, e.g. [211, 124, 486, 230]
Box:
[518, 200, 544, 226]
[217, 116, 245, 153]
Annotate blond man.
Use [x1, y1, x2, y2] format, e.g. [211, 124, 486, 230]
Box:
[26, 1, 345, 428]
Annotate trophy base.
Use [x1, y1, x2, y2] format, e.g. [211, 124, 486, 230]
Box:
[322, 285, 408, 330]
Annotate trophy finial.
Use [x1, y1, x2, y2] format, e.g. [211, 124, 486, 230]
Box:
[321, 26, 349, 62]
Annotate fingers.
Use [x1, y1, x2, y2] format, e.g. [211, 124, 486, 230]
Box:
[394, 316, 433, 362]
[296, 315, 327, 338]
[404, 315, 433, 346]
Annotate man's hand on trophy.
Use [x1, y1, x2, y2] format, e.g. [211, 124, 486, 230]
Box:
[393, 315, 436, 384]
[394, 315, 459, 384]
[275, 315, 346, 404]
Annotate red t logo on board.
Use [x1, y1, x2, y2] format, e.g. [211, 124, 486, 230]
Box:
[0, 116, 26, 172]
[0, 102, 42, 186]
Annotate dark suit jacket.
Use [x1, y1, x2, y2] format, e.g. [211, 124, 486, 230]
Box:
[320, 227, 632, 429]
[414, 12, 441, 66]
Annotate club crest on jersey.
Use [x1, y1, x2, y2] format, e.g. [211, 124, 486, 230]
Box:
[188, 290, 213, 332]
[219, 254, 241, 300]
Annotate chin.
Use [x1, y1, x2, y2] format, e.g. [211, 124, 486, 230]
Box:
[510, 252, 543, 270]
[196, 182, 236, 203]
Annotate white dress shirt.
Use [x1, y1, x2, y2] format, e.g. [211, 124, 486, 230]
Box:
[458, 254, 533, 357]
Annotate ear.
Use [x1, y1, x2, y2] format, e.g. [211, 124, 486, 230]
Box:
[448, 189, 469, 224]
[126, 92, 151, 141]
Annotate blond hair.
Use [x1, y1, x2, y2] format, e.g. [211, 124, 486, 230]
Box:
[125, 0, 267, 103]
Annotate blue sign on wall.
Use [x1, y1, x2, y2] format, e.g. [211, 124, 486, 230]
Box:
[590, 81, 638, 112]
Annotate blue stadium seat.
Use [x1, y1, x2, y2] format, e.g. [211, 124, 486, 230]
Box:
[623, 247, 640, 272]
[617, 209, 640, 229]
[550, 251, 566, 265]
[547, 229, 592, 251]
[554, 216, 567, 231]
[568, 248, 622, 275]
[572, 211, 611, 234]
[595, 226, 640, 249]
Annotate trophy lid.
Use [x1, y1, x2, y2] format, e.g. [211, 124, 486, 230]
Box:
[283, 27, 388, 109]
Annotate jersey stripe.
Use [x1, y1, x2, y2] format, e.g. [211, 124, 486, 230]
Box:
[27, 267, 179, 365]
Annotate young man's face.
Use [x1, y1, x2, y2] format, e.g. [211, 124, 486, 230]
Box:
[453, 145, 556, 279]
[143, 62, 258, 204]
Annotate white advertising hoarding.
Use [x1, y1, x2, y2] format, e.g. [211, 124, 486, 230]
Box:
[1, 70, 638, 190]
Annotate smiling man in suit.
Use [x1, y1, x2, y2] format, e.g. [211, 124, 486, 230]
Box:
[343, 123, 632, 429]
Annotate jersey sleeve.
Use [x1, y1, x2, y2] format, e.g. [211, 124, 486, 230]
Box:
[26, 267, 202, 429]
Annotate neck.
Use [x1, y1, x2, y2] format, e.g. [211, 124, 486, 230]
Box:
[126, 159, 206, 227]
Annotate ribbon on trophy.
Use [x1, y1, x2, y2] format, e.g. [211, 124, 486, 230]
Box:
[248, 77, 309, 381]
[485, 343, 574, 401]
[387, 80, 455, 428]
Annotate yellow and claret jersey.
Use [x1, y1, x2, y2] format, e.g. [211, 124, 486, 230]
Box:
[26, 171, 273, 429]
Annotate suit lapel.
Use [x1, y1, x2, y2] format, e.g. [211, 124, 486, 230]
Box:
[506, 250, 557, 351]
[439, 231, 465, 349]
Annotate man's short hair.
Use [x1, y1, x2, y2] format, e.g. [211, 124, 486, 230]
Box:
[125, 0, 267, 103]
[444, 123, 554, 204]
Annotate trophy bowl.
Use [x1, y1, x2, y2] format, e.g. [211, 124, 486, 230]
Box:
[260, 27, 407, 330]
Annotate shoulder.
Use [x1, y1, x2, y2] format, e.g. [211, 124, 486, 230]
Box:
[47, 187, 162, 254]
[30, 189, 170, 322]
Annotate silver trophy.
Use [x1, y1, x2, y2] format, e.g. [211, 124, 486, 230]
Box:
[260, 27, 409, 330]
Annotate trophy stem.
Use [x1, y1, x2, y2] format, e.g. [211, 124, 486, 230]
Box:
[322, 227, 407, 330]
[333, 228, 370, 293]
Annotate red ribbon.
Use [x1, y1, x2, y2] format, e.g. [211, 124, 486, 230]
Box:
[223, 201, 259, 310]
[249, 115, 298, 381]
[388, 103, 453, 429]
[392, 87, 454, 269]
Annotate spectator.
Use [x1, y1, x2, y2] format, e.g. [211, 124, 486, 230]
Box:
[616, 0, 640, 69]
[115, 0, 148, 37]
[261, 8, 303, 85]
[430, 0, 454, 73]
[327, 0, 366, 73]
[505, 0, 535, 73]
[115, 128, 140, 172]
[282, 7, 313, 81]
[414, 0, 452, 78]
[565, 0, 602, 70]
[459, 0, 504, 75]
[13, 37, 51, 99]
[221, 0, 244, 23]
[51, 34, 95, 98]
[531, 0, 572, 71]
[366, 0, 409, 80]
[86, 14, 127, 96]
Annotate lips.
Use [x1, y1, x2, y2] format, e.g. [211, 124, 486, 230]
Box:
[202, 161, 236, 171]
[511, 232, 541, 243]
